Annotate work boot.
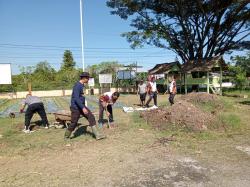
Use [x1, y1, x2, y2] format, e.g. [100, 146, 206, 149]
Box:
[64, 129, 72, 140]
[91, 125, 106, 140]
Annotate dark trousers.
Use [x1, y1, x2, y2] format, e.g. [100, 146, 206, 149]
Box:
[169, 93, 176, 105]
[25, 103, 49, 129]
[139, 93, 146, 102]
[146, 91, 157, 106]
[68, 107, 96, 132]
[98, 101, 113, 123]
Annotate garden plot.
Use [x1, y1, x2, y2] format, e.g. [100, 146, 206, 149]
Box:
[0, 96, 127, 118]
[0, 99, 21, 118]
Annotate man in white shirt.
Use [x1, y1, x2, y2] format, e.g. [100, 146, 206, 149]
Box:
[145, 76, 158, 107]
[169, 76, 177, 106]
[137, 80, 147, 106]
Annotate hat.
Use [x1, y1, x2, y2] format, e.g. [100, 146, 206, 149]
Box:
[80, 72, 90, 78]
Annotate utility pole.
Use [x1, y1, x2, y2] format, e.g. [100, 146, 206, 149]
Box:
[80, 0, 85, 71]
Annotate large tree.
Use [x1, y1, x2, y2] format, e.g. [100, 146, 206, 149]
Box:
[107, 0, 250, 63]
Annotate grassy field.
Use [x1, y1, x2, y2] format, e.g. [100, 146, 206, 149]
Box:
[0, 94, 249, 186]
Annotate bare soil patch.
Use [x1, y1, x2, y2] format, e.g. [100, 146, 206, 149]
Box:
[140, 93, 222, 132]
[140, 100, 215, 131]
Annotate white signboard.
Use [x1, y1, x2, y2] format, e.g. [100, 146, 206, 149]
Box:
[117, 70, 136, 80]
[88, 78, 95, 87]
[99, 74, 112, 84]
[0, 63, 12, 84]
[154, 74, 165, 80]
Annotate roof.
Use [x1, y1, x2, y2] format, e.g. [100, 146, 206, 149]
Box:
[181, 56, 228, 73]
[148, 61, 181, 74]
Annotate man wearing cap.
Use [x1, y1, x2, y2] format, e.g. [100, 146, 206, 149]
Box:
[64, 72, 106, 140]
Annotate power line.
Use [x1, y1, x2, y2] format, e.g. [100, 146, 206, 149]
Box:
[0, 43, 159, 50]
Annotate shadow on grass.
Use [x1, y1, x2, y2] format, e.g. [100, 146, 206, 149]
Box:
[239, 101, 250, 105]
[72, 126, 93, 139]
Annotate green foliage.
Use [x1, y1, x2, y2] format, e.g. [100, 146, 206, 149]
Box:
[61, 50, 76, 71]
[229, 53, 249, 91]
[107, 0, 250, 63]
[55, 68, 82, 89]
[136, 72, 148, 81]
[231, 52, 250, 76]
[86, 61, 122, 87]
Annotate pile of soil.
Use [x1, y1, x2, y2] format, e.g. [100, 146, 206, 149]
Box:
[140, 100, 216, 131]
[180, 92, 220, 104]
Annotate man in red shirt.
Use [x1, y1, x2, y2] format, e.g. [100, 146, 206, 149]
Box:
[98, 91, 120, 128]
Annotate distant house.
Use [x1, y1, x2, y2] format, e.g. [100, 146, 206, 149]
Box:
[181, 56, 228, 94]
[148, 56, 230, 94]
[148, 61, 182, 93]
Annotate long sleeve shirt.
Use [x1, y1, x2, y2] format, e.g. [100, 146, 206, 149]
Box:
[99, 92, 117, 105]
[70, 81, 86, 110]
[21, 95, 42, 106]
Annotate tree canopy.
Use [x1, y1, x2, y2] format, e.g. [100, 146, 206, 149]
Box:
[107, 0, 250, 63]
[61, 50, 76, 71]
[231, 52, 250, 76]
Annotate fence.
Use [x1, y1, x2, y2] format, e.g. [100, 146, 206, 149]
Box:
[0, 88, 132, 99]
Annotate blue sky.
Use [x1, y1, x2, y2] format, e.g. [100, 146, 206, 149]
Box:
[0, 0, 248, 75]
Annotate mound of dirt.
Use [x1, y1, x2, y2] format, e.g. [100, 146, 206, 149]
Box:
[140, 100, 216, 131]
[181, 92, 220, 104]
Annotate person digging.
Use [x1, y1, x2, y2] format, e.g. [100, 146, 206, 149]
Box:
[98, 91, 120, 128]
[20, 94, 50, 133]
[64, 72, 106, 140]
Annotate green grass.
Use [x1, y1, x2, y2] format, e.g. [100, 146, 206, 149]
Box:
[223, 89, 250, 98]
[0, 95, 249, 157]
[219, 113, 242, 130]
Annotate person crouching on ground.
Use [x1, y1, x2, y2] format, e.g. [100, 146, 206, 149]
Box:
[64, 72, 106, 140]
[145, 76, 158, 107]
[137, 80, 147, 107]
[169, 76, 177, 106]
[20, 94, 50, 133]
[98, 91, 120, 128]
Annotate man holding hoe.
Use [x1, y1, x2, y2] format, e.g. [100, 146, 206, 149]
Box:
[64, 72, 106, 140]
[98, 91, 120, 128]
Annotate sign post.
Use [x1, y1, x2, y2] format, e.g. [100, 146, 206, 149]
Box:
[99, 74, 112, 94]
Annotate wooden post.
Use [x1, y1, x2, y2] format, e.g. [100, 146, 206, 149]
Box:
[28, 82, 32, 94]
[207, 71, 209, 93]
[179, 73, 182, 94]
[197, 72, 200, 92]
[185, 73, 187, 94]
[220, 65, 222, 95]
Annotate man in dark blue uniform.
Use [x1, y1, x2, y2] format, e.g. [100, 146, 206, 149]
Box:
[64, 72, 106, 140]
